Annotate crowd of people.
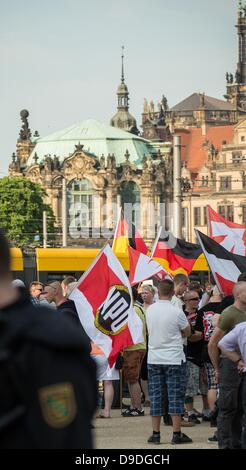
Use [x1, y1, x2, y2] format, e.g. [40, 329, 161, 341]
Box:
[117, 273, 246, 448]
[1, 226, 246, 449]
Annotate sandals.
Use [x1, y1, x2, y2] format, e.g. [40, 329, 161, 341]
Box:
[96, 414, 111, 419]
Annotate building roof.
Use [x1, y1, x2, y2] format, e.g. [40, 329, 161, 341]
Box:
[28, 119, 153, 167]
[177, 125, 235, 172]
[171, 93, 235, 112]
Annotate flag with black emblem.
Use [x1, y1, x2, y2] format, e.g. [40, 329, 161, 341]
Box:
[151, 227, 204, 275]
[69, 244, 144, 367]
[196, 229, 246, 295]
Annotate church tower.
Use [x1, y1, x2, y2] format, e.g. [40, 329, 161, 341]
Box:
[110, 47, 139, 135]
[225, 1, 246, 112]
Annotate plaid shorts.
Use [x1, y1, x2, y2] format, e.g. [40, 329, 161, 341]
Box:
[204, 362, 218, 390]
[148, 364, 185, 416]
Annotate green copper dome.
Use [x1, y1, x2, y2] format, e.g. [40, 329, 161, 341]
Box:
[28, 119, 153, 167]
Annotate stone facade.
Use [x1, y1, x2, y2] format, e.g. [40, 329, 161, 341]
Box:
[181, 118, 246, 242]
[9, 126, 173, 246]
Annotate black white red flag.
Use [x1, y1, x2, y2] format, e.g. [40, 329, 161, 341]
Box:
[207, 205, 246, 255]
[196, 230, 246, 295]
[69, 244, 144, 367]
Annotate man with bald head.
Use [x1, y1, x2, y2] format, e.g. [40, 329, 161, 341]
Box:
[208, 281, 246, 449]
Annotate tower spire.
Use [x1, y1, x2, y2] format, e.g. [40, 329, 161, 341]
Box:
[121, 45, 125, 83]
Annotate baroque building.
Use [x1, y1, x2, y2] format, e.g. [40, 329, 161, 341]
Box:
[10, 111, 173, 246]
[179, 3, 246, 242]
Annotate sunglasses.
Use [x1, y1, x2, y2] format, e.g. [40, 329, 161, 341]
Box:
[188, 297, 199, 301]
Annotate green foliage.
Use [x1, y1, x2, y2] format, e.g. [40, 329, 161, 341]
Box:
[0, 176, 55, 247]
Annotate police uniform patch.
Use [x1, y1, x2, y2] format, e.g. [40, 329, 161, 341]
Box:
[95, 284, 131, 335]
[38, 382, 77, 428]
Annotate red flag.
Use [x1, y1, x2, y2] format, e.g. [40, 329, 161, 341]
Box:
[112, 210, 148, 255]
[128, 246, 170, 286]
[207, 206, 246, 255]
[69, 244, 144, 367]
[196, 230, 246, 295]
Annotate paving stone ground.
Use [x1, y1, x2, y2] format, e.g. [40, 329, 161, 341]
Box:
[93, 397, 218, 450]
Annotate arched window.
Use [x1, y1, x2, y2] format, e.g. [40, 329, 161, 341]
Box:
[119, 181, 140, 226]
[67, 178, 96, 238]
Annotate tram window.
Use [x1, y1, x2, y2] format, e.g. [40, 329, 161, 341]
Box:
[47, 273, 77, 282]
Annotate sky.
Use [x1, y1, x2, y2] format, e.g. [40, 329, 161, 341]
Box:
[0, 0, 237, 175]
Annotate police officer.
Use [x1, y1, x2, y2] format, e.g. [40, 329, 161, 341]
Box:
[0, 230, 97, 449]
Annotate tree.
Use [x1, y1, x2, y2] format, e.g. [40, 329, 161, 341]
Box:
[0, 176, 55, 247]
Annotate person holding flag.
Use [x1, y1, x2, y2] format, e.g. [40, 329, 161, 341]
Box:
[69, 244, 144, 369]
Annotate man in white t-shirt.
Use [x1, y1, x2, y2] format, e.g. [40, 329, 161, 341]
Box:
[171, 273, 189, 310]
[146, 279, 192, 445]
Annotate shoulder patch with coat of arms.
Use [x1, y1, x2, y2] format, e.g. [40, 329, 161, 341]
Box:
[38, 382, 77, 428]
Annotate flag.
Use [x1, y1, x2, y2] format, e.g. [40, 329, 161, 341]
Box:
[207, 205, 246, 255]
[69, 244, 144, 367]
[151, 227, 203, 275]
[128, 246, 170, 286]
[112, 209, 148, 255]
[196, 230, 246, 295]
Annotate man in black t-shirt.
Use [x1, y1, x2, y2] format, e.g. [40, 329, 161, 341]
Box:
[195, 287, 222, 422]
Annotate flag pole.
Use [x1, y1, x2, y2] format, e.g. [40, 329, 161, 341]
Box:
[150, 226, 163, 258]
[195, 229, 222, 294]
[112, 207, 122, 252]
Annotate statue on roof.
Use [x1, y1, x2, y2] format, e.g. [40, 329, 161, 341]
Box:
[161, 95, 169, 112]
[143, 98, 148, 113]
[229, 73, 234, 84]
[149, 100, 155, 114]
[226, 72, 230, 83]
[19, 109, 32, 141]
[235, 70, 241, 83]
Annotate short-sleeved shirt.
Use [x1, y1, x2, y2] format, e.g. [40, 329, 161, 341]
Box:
[124, 304, 146, 351]
[218, 305, 246, 333]
[146, 300, 188, 365]
[218, 321, 246, 372]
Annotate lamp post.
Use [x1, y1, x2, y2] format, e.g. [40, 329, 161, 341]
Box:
[62, 178, 68, 247]
[180, 177, 201, 242]
[173, 135, 182, 238]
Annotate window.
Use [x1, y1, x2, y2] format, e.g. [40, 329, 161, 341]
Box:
[182, 208, 186, 227]
[218, 205, 234, 222]
[243, 175, 246, 189]
[220, 176, 231, 190]
[67, 178, 96, 238]
[194, 207, 201, 226]
[203, 207, 207, 225]
[241, 136, 245, 142]
[119, 181, 141, 226]
[201, 176, 209, 187]
[242, 206, 246, 225]
[227, 205, 234, 222]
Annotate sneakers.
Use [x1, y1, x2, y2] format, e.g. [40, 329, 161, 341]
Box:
[207, 432, 218, 443]
[147, 433, 160, 445]
[202, 415, 211, 422]
[181, 418, 195, 427]
[122, 407, 144, 417]
[188, 414, 201, 424]
[171, 432, 193, 445]
[193, 408, 203, 418]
